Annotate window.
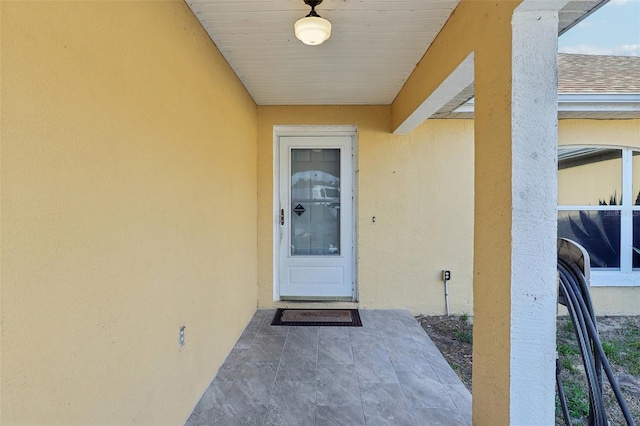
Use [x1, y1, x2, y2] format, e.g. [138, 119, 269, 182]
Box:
[558, 147, 639, 276]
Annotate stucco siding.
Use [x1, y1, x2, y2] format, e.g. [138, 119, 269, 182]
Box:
[257, 107, 475, 315]
[559, 119, 640, 149]
[257, 113, 639, 316]
[1, 1, 637, 423]
[0, 2, 258, 424]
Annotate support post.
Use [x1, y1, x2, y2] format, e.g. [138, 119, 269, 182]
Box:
[472, 2, 565, 424]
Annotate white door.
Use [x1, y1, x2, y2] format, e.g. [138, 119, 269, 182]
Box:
[278, 135, 354, 300]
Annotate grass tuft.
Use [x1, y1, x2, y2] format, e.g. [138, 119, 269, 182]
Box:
[564, 320, 575, 334]
[558, 342, 579, 357]
[564, 379, 590, 419]
[561, 357, 577, 374]
[455, 329, 473, 344]
[601, 341, 619, 362]
[555, 316, 640, 424]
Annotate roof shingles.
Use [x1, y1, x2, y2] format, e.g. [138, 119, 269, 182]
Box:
[558, 53, 640, 94]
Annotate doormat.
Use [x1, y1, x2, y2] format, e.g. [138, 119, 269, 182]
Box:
[271, 309, 362, 327]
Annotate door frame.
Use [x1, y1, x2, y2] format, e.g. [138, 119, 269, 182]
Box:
[273, 125, 358, 301]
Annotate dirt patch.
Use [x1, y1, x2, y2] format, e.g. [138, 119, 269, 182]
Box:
[556, 315, 640, 425]
[415, 315, 473, 391]
[416, 314, 640, 425]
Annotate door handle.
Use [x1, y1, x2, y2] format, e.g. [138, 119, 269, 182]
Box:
[280, 209, 285, 225]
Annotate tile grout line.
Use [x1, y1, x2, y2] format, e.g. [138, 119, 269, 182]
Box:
[407, 312, 471, 423]
[355, 311, 369, 425]
[210, 310, 270, 423]
[389, 310, 419, 426]
[315, 326, 320, 425]
[261, 314, 289, 426]
[186, 309, 471, 426]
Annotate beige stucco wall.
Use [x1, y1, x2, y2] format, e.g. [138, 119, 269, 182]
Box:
[1, 2, 257, 424]
[559, 119, 640, 149]
[590, 286, 640, 315]
[257, 107, 475, 315]
[1, 0, 637, 423]
[257, 114, 640, 315]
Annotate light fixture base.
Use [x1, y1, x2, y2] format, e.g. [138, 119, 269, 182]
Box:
[304, 0, 323, 7]
[303, 0, 323, 17]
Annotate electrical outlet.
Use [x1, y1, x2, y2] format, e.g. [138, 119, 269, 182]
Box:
[179, 326, 185, 347]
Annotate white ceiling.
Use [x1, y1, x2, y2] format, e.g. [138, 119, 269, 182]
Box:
[186, 0, 606, 106]
[186, 0, 460, 105]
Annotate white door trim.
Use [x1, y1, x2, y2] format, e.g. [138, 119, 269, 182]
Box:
[272, 125, 358, 301]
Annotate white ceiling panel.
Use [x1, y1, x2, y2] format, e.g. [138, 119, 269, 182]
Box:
[186, 0, 460, 105]
[186, 0, 607, 106]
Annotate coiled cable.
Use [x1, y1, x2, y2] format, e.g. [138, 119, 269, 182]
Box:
[557, 256, 636, 426]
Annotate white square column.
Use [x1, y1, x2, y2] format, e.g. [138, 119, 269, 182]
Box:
[472, 2, 565, 424]
[509, 4, 563, 424]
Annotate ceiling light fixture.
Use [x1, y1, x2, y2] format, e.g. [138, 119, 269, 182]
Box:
[294, 0, 331, 46]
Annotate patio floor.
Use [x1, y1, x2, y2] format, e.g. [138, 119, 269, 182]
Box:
[185, 309, 472, 426]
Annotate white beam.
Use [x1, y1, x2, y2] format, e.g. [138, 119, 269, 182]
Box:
[393, 52, 474, 135]
[455, 93, 640, 114]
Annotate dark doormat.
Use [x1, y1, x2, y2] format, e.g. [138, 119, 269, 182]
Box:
[271, 308, 362, 327]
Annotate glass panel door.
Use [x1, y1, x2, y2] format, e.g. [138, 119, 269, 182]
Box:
[277, 134, 354, 300]
[290, 148, 341, 256]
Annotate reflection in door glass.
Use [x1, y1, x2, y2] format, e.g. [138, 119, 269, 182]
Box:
[291, 149, 340, 256]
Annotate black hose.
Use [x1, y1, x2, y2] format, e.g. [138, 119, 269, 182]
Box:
[565, 258, 606, 414]
[557, 256, 636, 426]
[565, 267, 636, 425]
[558, 258, 634, 425]
[557, 357, 573, 425]
[558, 264, 607, 425]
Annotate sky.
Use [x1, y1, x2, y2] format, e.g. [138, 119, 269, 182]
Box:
[558, 0, 640, 56]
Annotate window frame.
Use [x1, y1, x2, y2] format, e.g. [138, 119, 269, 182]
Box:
[558, 145, 639, 286]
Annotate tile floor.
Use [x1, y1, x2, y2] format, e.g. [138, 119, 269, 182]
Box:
[185, 309, 472, 426]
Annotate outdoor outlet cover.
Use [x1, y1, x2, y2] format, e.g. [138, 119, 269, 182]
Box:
[179, 326, 185, 347]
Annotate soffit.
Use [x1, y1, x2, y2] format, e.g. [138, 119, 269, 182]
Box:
[436, 54, 640, 120]
[187, 0, 606, 106]
[432, 0, 611, 117]
[186, 0, 460, 105]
